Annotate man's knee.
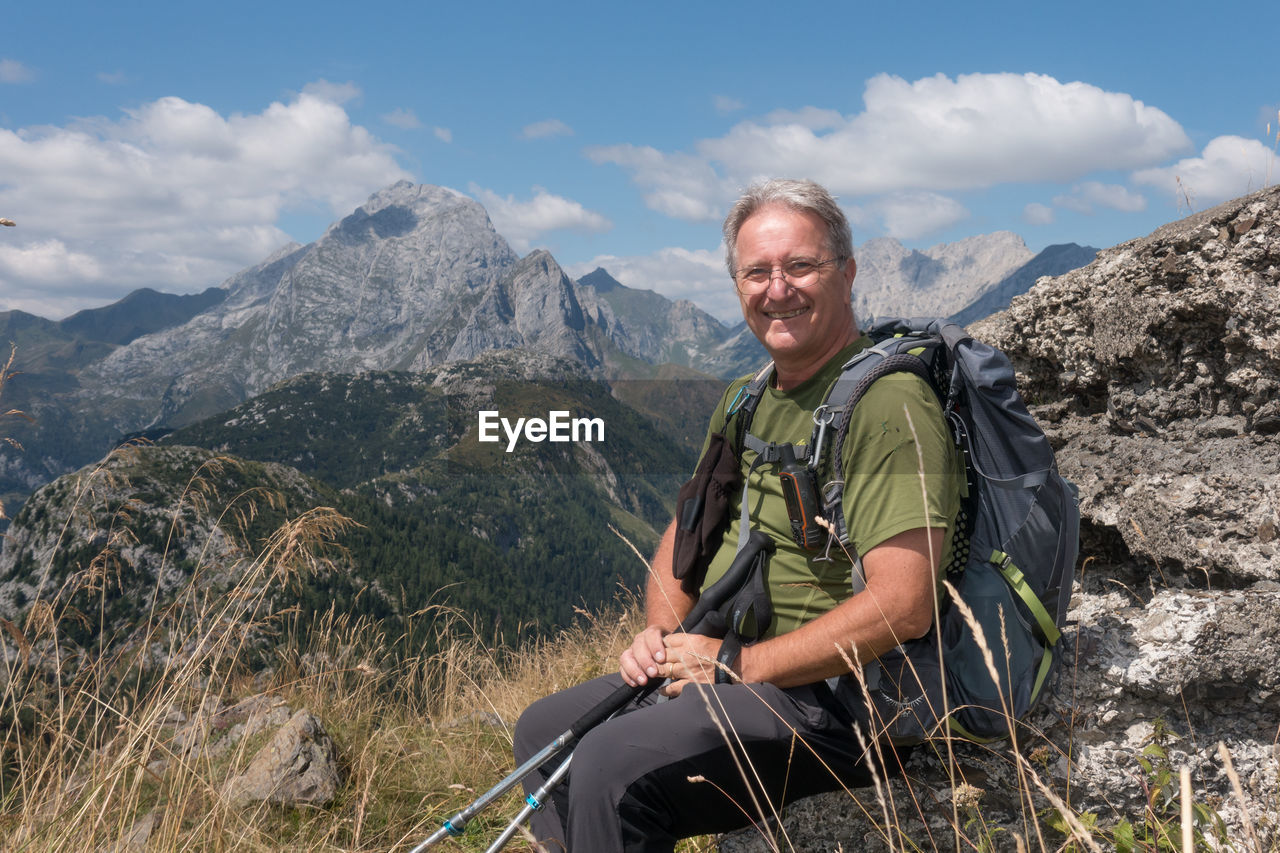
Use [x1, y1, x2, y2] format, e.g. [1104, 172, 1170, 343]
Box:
[514, 692, 559, 764]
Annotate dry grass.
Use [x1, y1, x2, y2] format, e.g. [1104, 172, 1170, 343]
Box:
[0, 449, 647, 852]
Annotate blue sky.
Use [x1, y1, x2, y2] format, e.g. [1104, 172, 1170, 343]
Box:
[1, 0, 1277, 323]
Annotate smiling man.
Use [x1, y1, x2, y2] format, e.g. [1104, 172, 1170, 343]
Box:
[513, 179, 963, 852]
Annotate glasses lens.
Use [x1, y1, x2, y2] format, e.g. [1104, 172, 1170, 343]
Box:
[736, 258, 836, 293]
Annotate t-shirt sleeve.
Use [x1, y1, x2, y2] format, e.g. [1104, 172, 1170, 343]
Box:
[839, 372, 960, 557]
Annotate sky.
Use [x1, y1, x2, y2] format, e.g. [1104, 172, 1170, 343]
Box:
[1, 1, 1277, 324]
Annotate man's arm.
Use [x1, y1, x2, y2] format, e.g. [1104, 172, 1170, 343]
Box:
[660, 526, 941, 692]
[619, 519, 699, 687]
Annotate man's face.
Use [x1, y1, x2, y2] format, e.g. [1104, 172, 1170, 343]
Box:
[734, 204, 857, 377]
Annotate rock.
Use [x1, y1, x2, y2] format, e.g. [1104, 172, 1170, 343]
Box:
[222, 709, 340, 807]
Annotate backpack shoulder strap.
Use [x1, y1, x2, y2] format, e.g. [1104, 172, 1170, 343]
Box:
[722, 360, 774, 450]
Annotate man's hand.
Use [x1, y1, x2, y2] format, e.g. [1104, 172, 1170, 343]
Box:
[657, 633, 728, 697]
[619, 625, 672, 688]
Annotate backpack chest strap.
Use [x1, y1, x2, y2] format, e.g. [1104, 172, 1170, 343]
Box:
[735, 433, 810, 554]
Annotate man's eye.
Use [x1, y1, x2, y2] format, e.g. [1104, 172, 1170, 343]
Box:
[743, 267, 771, 282]
[785, 261, 816, 277]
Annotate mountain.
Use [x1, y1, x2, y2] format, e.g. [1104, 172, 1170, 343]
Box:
[575, 267, 732, 369]
[852, 231, 1034, 323]
[0, 287, 233, 514]
[948, 243, 1099, 327]
[75, 183, 744, 432]
[59, 286, 227, 346]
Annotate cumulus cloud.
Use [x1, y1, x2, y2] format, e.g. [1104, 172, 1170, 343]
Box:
[1053, 181, 1147, 214]
[382, 108, 422, 129]
[1133, 135, 1276, 208]
[0, 84, 410, 317]
[469, 185, 612, 252]
[567, 246, 739, 324]
[521, 118, 574, 140]
[433, 126, 453, 143]
[1023, 202, 1055, 226]
[872, 191, 970, 240]
[592, 72, 1191, 223]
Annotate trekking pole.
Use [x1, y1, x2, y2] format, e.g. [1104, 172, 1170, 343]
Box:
[408, 530, 775, 851]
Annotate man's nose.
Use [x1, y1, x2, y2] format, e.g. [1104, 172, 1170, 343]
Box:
[764, 268, 794, 298]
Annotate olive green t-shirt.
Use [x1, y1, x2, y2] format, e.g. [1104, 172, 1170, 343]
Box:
[697, 338, 964, 638]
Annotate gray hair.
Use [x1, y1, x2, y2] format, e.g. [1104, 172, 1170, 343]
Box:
[722, 179, 853, 276]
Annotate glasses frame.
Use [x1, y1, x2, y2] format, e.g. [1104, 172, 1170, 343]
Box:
[733, 256, 846, 294]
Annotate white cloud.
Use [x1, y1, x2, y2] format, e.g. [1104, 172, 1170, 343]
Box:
[567, 246, 740, 324]
[0, 239, 102, 283]
[382, 108, 422, 129]
[1023, 202, 1055, 226]
[585, 144, 733, 222]
[713, 95, 744, 115]
[521, 118, 574, 140]
[872, 191, 970, 240]
[0, 84, 410, 318]
[1053, 181, 1147, 214]
[97, 70, 129, 85]
[593, 72, 1190, 221]
[469, 185, 612, 253]
[1133, 135, 1276, 207]
[433, 126, 453, 143]
[0, 59, 34, 83]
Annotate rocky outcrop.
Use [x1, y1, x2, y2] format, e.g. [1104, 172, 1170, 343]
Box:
[949, 242, 1099, 328]
[719, 187, 1280, 850]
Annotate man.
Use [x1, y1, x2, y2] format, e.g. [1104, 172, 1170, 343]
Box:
[513, 178, 962, 852]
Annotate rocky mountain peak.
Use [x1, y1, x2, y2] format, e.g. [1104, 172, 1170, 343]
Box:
[853, 231, 1034, 321]
[576, 267, 624, 293]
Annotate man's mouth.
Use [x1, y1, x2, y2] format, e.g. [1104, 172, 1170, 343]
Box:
[763, 306, 809, 320]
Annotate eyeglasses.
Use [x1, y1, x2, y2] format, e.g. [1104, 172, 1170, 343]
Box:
[733, 257, 845, 294]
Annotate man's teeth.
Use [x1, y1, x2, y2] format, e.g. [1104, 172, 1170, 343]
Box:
[765, 307, 808, 319]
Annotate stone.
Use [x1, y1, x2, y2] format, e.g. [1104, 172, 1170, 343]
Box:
[222, 709, 340, 807]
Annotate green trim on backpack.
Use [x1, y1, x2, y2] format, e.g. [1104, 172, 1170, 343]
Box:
[991, 549, 1062, 646]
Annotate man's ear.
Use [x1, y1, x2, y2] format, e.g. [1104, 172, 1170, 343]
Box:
[843, 256, 857, 284]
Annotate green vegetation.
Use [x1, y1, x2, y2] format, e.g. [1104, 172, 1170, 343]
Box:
[3, 364, 699, 659]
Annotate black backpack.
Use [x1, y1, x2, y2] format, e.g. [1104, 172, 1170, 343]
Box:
[684, 318, 1080, 743]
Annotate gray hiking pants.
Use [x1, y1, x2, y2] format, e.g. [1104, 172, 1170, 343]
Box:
[512, 673, 896, 853]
